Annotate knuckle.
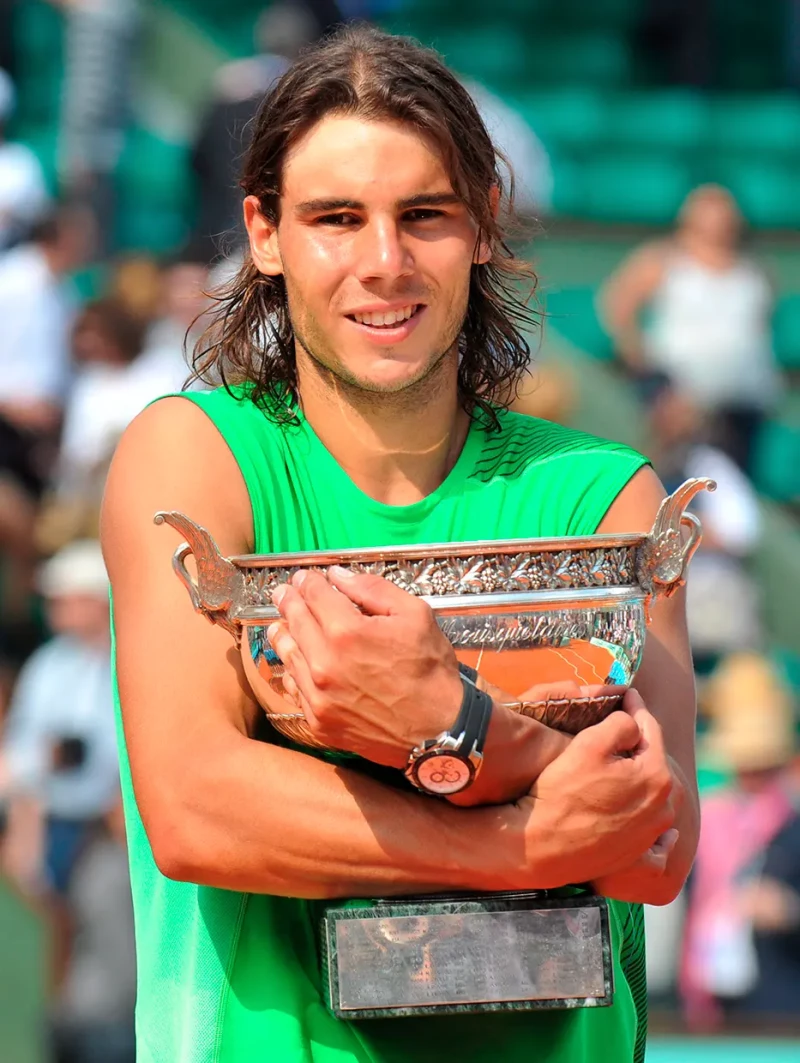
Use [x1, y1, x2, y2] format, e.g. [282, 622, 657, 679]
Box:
[308, 656, 334, 690]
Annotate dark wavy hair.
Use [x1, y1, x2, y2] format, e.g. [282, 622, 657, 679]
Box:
[192, 24, 539, 424]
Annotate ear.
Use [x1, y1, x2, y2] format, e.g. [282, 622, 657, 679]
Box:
[473, 184, 500, 266]
[243, 195, 283, 276]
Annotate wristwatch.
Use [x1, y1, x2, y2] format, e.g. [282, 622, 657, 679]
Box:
[404, 665, 493, 796]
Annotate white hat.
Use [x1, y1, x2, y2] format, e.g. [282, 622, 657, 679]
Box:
[38, 539, 109, 599]
[0, 69, 15, 124]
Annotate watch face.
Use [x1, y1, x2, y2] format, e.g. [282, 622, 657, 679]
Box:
[414, 752, 474, 795]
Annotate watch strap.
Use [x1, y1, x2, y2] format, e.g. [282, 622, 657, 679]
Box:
[450, 673, 492, 758]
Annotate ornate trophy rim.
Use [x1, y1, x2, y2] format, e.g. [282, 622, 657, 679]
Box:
[226, 530, 648, 569]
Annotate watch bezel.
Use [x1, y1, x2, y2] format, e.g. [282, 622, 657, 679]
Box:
[409, 747, 477, 795]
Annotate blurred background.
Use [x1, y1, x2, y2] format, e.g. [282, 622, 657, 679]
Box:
[1, 2, 800, 1061]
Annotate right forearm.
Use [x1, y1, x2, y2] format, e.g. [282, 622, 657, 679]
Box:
[150, 734, 527, 899]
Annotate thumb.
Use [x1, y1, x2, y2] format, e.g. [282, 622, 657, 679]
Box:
[326, 565, 412, 616]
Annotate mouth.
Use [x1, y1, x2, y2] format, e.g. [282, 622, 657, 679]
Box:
[345, 303, 425, 343]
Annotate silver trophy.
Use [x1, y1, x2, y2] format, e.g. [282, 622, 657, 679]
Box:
[155, 476, 714, 1019]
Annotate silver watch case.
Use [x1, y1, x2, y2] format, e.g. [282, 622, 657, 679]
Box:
[405, 732, 484, 796]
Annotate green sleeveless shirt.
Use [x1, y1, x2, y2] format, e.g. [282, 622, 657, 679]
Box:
[112, 385, 650, 1063]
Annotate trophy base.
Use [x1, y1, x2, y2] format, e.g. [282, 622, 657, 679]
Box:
[320, 891, 614, 1020]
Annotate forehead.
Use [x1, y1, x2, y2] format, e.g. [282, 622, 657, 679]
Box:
[281, 114, 455, 203]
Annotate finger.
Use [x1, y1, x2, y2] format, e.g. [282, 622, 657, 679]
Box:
[271, 583, 329, 662]
[576, 705, 641, 757]
[327, 565, 419, 617]
[266, 621, 317, 704]
[292, 569, 362, 631]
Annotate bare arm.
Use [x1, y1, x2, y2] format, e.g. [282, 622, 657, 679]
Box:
[103, 400, 679, 899]
[597, 243, 666, 370]
[101, 398, 562, 899]
[590, 465, 700, 905]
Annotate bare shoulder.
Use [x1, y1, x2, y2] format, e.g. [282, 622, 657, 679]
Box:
[596, 464, 665, 535]
[101, 396, 254, 570]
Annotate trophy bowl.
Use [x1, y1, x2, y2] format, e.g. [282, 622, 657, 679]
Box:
[155, 478, 715, 752]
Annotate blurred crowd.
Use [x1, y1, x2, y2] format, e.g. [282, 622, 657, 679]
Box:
[0, 3, 798, 1062]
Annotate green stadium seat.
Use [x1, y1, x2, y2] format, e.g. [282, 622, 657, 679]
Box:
[516, 88, 605, 149]
[523, 33, 631, 87]
[548, 152, 585, 216]
[541, 286, 614, 361]
[713, 157, 800, 229]
[773, 296, 800, 371]
[708, 96, 800, 155]
[581, 152, 693, 224]
[604, 91, 709, 151]
[751, 410, 800, 503]
[438, 28, 531, 87]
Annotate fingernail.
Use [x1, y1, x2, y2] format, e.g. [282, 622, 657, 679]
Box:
[329, 565, 354, 579]
[267, 622, 280, 642]
[292, 569, 308, 587]
[271, 585, 287, 606]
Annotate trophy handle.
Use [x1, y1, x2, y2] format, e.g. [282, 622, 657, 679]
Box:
[154, 511, 246, 639]
[637, 477, 717, 609]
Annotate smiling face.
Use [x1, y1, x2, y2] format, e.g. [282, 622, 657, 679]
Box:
[244, 114, 489, 397]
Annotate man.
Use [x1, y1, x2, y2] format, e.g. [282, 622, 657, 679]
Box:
[102, 25, 698, 1063]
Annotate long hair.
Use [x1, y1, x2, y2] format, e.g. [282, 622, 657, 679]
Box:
[192, 24, 539, 425]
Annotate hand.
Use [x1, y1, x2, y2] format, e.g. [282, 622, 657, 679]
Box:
[267, 567, 463, 767]
[739, 876, 800, 932]
[521, 689, 680, 885]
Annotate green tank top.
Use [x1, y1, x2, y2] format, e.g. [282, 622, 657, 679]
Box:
[111, 385, 651, 1063]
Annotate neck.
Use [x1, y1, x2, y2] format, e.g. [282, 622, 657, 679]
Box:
[678, 232, 737, 269]
[295, 347, 471, 506]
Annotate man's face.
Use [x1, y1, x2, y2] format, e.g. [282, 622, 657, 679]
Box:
[246, 115, 488, 395]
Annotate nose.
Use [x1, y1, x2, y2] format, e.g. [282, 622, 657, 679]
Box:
[354, 216, 414, 284]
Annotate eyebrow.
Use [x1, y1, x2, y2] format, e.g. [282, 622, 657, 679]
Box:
[293, 192, 463, 215]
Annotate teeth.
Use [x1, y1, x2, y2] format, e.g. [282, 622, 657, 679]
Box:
[353, 305, 417, 327]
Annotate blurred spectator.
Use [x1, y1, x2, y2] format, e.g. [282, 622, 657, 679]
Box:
[462, 79, 553, 220]
[39, 299, 146, 551]
[50, 0, 141, 250]
[37, 274, 203, 554]
[50, 800, 136, 1063]
[638, 372, 762, 671]
[0, 204, 94, 440]
[599, 184, 779, 473]
[681, 652, 798, 1029]
[0, 540, 119, 899]
[108, 254, 163, 329]
[0, 205, 93, 635]
[190, 1, 320, 260]
[0, 68, 49, 251]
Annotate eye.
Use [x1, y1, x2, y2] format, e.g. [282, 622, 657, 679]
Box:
[316, 213, 360, 226]
[404, 209, 445, 222]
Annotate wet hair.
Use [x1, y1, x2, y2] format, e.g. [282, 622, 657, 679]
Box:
[192, 24, 539, 424]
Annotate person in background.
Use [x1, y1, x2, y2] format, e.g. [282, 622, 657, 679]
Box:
[0, 539, 119, 900]
[680, 651, 797, 1029]
[47, 0, 141, 252]
[637, 371, 762, 673]
[36, 299, 146, 552]
[599, 184, 779, 473]
[0, 67, 49, 250]
[189, 1, 322, 261]
[137, 252, 212, 386]
[0, 204, 93, 637]
[49, 798, 136, 1063]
